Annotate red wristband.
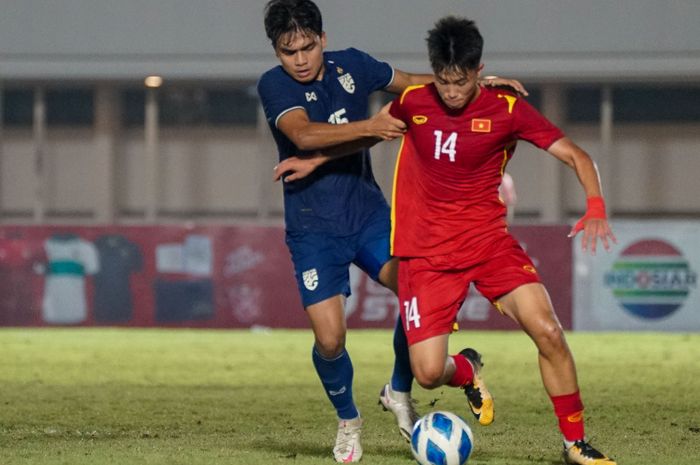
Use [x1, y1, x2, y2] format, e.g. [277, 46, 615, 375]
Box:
[569, 196, 607, 237]
[585, 196, 607, 219]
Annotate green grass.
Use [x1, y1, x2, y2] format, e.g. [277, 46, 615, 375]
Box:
[0, 329, 698, 465]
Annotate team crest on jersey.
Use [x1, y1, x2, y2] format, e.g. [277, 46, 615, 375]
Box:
[303, 268, 319, 291]
[412, 115, 428, 125]
[305, 91, 317, 102]
[337, 73, 356, 94]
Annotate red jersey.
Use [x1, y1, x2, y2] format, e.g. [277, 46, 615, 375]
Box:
[389, 84, 564, 261]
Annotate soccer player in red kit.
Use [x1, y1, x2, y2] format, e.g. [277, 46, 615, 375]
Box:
[389, 16, 617, 465]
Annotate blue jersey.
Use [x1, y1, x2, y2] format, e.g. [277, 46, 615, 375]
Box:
[257, 48, 394, 235]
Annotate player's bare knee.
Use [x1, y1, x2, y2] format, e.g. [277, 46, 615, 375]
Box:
[535, 323, 567, 356]
[314, 336, 346, 358]
[414, 365, 445, 389]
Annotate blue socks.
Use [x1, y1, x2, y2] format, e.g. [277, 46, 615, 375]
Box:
[311, 317, 412, 420]
[312, 346, 359, 420]
[390, 315, 414, 392]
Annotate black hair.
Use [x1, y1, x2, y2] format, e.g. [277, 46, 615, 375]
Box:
[264, 0, 323, 48]
[426, 16, 483, 75]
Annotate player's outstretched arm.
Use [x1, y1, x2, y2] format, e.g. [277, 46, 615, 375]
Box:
[480, 75, 529, 96]
[387, 70, 529, 96]
[273, 136, 381, 183]
[277, 103, 405, 151]
[273, 155, 325, 183]
[385, 70, 433, 94]
[547, 137, 617, 255]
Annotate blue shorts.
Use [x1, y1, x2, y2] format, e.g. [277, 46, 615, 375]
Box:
[286, 211, 391, 307]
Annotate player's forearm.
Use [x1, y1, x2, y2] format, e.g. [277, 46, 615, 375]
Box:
[405, 73, 434, 86]
[289, 120, 375, 151]
[386, 70, 433, 94]
[309, 137, 382, 168]
[562, 141, 603, 198]
[273, 137, 381, 183]
[574, 157, 604, 198]
[550, 137, 603, 198]
[322, 137, 382, 159]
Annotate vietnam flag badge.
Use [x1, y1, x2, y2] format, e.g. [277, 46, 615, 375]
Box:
[471, 118, 492, 133]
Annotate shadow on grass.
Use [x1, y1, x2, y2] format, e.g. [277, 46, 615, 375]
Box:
[472, 450, 562, 465]
[247, 437, 410, 461]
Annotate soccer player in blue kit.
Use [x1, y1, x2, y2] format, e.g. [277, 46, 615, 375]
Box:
[258, 1, 526, 461]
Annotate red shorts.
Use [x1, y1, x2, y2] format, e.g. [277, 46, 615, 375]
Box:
[398, 245, 540, 345]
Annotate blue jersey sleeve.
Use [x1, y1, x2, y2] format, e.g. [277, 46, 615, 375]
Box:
[257, 69, 305, 128]
[348, 48, 394, 93]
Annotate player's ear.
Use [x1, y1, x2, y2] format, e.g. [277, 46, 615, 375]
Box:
[477, 63, 485, 77]
[320, 31, 327, 49]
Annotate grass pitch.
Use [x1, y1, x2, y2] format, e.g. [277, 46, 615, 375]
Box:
[0, 328, 698, 465]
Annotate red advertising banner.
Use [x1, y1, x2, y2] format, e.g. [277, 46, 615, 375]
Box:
[0, 224, 571, 330]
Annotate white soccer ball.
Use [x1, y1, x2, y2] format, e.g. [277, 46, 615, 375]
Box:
[411, 411, 474, 465]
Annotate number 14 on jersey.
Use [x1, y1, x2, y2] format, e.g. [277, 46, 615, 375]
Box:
[434, 130, 457, 162]
[403, 296, 421, 330]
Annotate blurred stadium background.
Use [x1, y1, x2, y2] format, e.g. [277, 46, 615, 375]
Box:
[1, 2, 700, 465]
[0, 1, 699, 329]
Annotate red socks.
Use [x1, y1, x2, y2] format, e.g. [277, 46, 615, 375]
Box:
[551, 391, 585, 441]
[447, 354, 474, 387]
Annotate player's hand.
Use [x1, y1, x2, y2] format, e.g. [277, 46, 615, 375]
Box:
[480, 75, 529, 97]
[568, 217, 617, 255]
[367, 102, 407, 140]
[567, 196, 616, 254]
[273, 154, 327, 183]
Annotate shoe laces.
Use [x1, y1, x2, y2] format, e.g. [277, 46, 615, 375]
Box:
[392, 393, 419, 409]
[400, 397, 420, 422]
[570, 439, 606, 459]
[387, 388, 419, 414]
[335, 420, 361, 451]
[464, 381, 484, 408]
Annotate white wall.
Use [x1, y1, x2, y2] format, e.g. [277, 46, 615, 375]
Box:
[0, 133, 34, 212]
[119, 128, 267, 215]
[2, 111, 699, 222]
[1, 1, 700, 222]
[1, 0, 699, 81]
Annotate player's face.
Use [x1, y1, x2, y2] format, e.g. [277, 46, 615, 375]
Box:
[274, 30, 327, 83]
[434, 67, 481, 110]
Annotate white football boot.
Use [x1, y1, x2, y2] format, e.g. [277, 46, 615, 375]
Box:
[378, 383, 419, 441]
[333, 416, 363, 463]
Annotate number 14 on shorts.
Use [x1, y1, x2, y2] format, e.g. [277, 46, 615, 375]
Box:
[403, 297, 421, 330]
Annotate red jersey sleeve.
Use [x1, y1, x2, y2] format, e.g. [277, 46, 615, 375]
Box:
[389, 96, 407, 123]
[511, 96, 565, 150]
